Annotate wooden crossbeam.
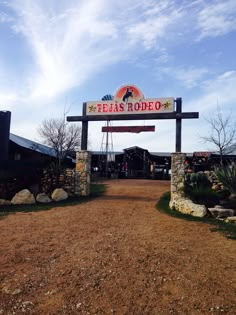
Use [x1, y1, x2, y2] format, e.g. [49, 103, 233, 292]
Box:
[67, 112, 198, 122]
[67, 98, 199, 152]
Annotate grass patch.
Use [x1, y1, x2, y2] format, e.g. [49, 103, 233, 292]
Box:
[0, 183, 106, 220]
[156, 192, 236, 240]
[90, 183, 107, 197]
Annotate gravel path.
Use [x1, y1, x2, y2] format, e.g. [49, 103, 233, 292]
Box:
[0, 179, 235, 314]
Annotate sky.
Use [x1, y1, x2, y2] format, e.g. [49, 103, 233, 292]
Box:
[0, 0, 236, 153]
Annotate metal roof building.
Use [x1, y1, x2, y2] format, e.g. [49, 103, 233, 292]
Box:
[10, 133, 57, 158]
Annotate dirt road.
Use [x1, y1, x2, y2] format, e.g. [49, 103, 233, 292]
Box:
[0, 179, 235, 314]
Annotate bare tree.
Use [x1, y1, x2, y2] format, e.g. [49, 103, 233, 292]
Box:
[38, 115, 81, 170]
[201, 107, 236, 164]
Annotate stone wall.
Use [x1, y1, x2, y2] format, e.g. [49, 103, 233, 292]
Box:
[1, 152, 92, 199]
[38, 151, 92, 197]
[40, 168, 77, 196]
[170, 152, 207, 217]
[75, 150, 91, 196]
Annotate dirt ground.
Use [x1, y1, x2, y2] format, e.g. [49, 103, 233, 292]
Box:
[0, 179, 235, 315]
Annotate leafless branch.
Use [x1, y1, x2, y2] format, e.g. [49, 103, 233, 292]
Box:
[38, 117, 81, 169]
[201, 106, 236, 164]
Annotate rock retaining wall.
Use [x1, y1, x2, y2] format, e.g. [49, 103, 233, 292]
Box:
[170, 152, 207, 218]
[41, 168, 77, 196]
[0, 152, 92, 204]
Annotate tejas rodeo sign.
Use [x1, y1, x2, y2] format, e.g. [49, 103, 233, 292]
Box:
[86, 84, 174, 116]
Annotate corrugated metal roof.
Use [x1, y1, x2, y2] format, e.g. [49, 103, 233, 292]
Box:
[91, 150, 193, 157]
[10, 133, 58, 158]
[124, 146, 149, 152]
[151, 152, 193, 157]
[224, 144, 236, 155]
[91, 151, 122, 155]
[210, 145, 236, 156]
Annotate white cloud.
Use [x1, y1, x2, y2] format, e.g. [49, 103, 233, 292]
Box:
[3, 0, 187, 101]
[6, 1, 125, 99]
[126, 1, 183, 49]
[157, 66, 209, 88]
[0, 92, 18, 108]
[174, 70, 236, 152]
[188, 70, 236, 113]
[154, 49, 170, 65]
[190, 75, 236, 151]
[197, 0, 236, 39]
[0, 59, 21, 108]
[0, 12, 14, 23]
[2, 0, 234, 106]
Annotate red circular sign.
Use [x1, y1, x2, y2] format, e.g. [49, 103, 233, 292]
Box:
[114, 84, 144, 102]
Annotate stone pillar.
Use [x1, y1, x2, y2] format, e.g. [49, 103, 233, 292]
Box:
[75, 150, 91, 196]
[170, 153, 207, 217]
[170, 153, 186, 202]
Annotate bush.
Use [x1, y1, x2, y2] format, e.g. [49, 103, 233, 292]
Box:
[184, 186, 219, 207]
[185, 172, 211, 188]
[184, 172, 219, 207]
[214, 162, 236, 195]
[216, 189, 231, 200]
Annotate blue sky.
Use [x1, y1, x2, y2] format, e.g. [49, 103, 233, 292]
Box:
[0, 0, 235, 153]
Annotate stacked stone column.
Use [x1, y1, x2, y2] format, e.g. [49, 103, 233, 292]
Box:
[170, 153, 186, 202]
[75, 150, 91, 196]
[170, 152, 207, 217]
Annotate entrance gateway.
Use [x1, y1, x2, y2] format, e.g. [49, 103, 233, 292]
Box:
[67, 84, 199, 152]
[67, 84, 199, 195]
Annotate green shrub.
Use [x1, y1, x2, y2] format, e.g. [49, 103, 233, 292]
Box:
[184, 172, 219, 207]
[184, 185, 219, 207]
[216, 188, 231, 200]
[185, 172, 211, 189]
[214, 162, 236, 195]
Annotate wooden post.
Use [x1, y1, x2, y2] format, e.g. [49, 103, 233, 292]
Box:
[105, 120, 109, 177]
[175, 98, 182, 152]
[0, 111, 11, 160]
[81, 103, 88, 150]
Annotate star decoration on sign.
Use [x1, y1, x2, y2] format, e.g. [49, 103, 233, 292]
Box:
[162, 101, 172, 109]
[88, 105, 97, 113]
